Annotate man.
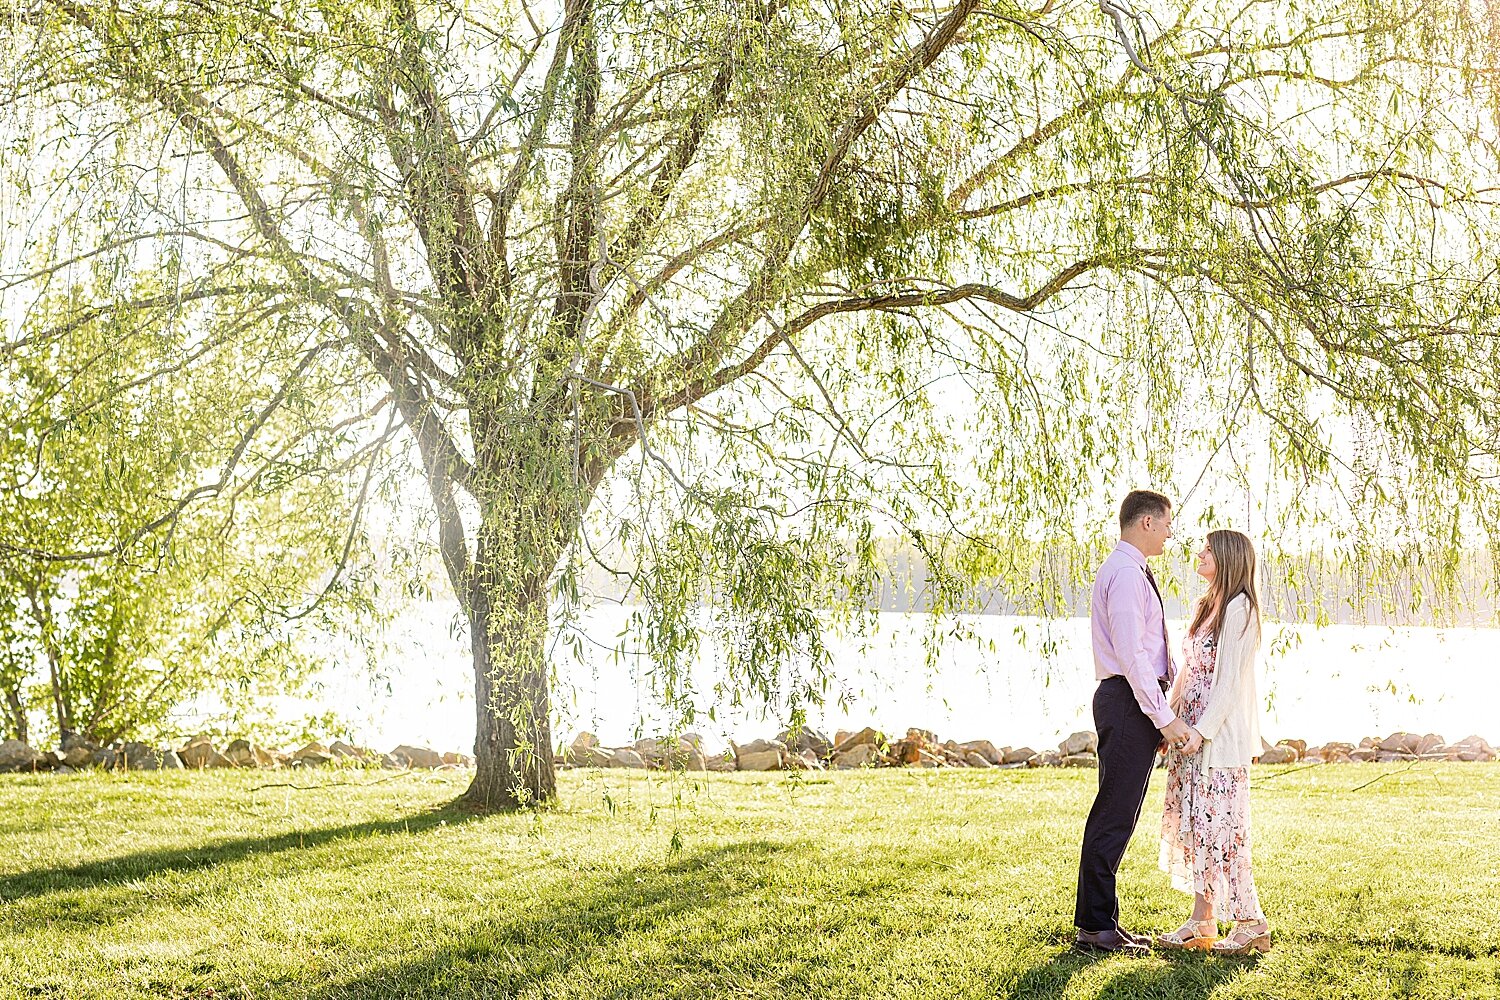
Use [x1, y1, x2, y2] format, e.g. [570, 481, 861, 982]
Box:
[1074, 490, 1203, 955]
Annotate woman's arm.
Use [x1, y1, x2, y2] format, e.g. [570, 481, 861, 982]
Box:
[1194, 597, 1256, 742]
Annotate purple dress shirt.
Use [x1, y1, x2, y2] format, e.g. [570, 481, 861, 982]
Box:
[1090, 540, 1177, 728]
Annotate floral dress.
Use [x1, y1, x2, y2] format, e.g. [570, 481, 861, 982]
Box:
[1159, 626, 1265, 921]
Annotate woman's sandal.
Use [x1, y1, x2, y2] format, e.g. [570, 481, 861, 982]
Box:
[1211, 921, 1272, 955]
[1155, 918, 1218, 951]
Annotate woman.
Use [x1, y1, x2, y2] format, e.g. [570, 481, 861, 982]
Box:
[1154, 529, 1272, 955]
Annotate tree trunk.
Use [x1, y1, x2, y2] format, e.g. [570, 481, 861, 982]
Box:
[458, 439, 579, 810]
[463, 567, 557, 809]
[1, 686, 25, 744]
[24, 582, 71, 737]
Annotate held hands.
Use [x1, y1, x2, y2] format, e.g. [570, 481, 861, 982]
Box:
[1159, 717, 1189, 753]
[1158, 718, 1204, 756]
[1180, 727, 1204, 756]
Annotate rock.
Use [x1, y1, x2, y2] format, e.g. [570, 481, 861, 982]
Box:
[90, 747, 120, 770]
[832, 743, 879, 769]
[965, 752, 994, 768]
[958, 740, 1002, 765]
[834, 729, 853, 748]
[0, 740, 42, 773]
[441, 751, 475, 768]
[159, 750, 184, 769]
[329, 740, 377, 762]
[1376, 750, 1417, 763]
[1358, 737, 1379, 749]
[777, 726, 833, 759]
[830, 727, 884, 754]
[564, 733, 602, 764]
[703, 750, 736, 771]
[1002, 746, 1036, 765]
[253, 745, 279, 767]
[1256, 745, 1297, 765]
[62, 744, 94, 769]
[1378, 732, 1420, 754]
[1059, 731, 1098, 756]
[579, 746, 616, 768]
[736, 749, 783, 771]
[36, 751, 60, 771]
[1279, 739, 1308, 755]
[788, 749, 824, 771]
[1032, 751, 1063, 767]
[914, 750, 943, 767]
[291, 742, 334, 767]
[1349, 748, 1376, 762]
[181, 740, 233, 769]
[390, 745, 444, 769]
[607, 748, 648, 769]
[55, 765, 76, 774]
[735, 738, 785, 756]
[633, 736, 703, 771]
[887, 738, 925, 765]
[1415, 733, 1445, 756]
[1448, 736, 1495, 761]
[120, 742, 165, 770]
[225, 739, 256, 766]
[1061, 753, 1098, 768]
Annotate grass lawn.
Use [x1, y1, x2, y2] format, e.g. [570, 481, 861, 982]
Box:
[2, 763, 1498, 999]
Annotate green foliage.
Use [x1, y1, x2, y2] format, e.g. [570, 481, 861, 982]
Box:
[0, 267, 388, 745]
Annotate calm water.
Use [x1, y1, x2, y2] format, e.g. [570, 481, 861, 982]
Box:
[305, 603, 1499, 754]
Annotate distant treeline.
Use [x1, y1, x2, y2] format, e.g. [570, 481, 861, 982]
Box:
[578, 538, 1500, 627]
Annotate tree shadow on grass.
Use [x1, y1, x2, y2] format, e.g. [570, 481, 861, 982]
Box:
[282, 838, 828, 1000]
[249, 836, 1023, 1000]
[0, 801, 476, 907]
[1002, 946, 1254, 1000]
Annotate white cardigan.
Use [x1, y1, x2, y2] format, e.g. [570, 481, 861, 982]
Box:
[1176, 594, 1263, 769]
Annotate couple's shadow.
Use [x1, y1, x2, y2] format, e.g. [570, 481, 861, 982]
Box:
[1003, 939, 1259, 999]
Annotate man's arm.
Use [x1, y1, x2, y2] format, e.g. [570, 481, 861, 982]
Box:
[1108, 572, 1180, 732]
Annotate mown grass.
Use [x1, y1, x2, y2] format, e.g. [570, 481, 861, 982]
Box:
[2, 763, 1497, 999]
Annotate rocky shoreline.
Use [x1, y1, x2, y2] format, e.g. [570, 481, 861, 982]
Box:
[0, 728, 1492, 775]
[559, 728, 1498, 772]
[0, 732, 473, 774]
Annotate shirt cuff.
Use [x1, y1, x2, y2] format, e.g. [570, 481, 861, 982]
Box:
[1147, 706, 1177, 729]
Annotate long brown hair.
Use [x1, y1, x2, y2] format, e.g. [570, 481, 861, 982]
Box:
[1188, 529, 1262, 643]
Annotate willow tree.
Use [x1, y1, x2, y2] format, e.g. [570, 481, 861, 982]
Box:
[0, 221, 391, 745]
[5, 0, 1500, 808]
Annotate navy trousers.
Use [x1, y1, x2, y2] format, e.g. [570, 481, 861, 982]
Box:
[1074, 675, 1162, 931]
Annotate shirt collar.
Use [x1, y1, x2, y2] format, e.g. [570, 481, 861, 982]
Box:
[1114, 539, 1148, 570]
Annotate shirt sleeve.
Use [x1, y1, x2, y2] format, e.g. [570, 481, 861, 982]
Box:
[1108, 570, 1177, 729]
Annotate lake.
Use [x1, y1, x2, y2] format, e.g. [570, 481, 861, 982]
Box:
[308, 603, 1498, 754]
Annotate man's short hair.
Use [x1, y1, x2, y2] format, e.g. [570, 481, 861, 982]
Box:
[1119, 490, 1172, 531]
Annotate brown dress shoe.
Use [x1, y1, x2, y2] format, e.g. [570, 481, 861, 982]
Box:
[1115, 926, 1151, 947]
[1074, 928, 1151, 955]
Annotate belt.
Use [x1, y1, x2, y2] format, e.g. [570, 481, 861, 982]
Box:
[1102, 674, 1170, 693]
